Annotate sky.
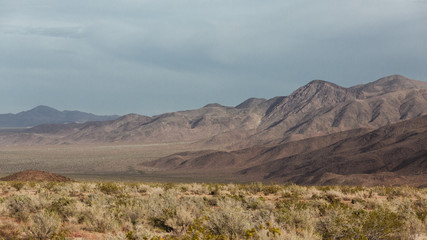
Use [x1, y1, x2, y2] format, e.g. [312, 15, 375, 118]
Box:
[1, 0, 426, 116]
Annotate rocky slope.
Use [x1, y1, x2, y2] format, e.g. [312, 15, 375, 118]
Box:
[144, 115, 427, 186]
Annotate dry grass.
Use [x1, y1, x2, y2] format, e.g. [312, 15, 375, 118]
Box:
[0, 181, 426, 239]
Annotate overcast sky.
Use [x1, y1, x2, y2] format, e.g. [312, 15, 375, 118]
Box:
[1, 0, 426, 116]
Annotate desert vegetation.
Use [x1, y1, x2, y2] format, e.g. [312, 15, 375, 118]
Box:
[0, 181, 426, 239]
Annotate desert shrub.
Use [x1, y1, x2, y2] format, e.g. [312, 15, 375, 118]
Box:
[239, 182, 264, 194]
[187, 183, 210, 195]
[79, 182, 95, 193]
[0, 221, 21, 239]
[10, 181, 25, 191]
[162, 182, 177, 191]
[318, 207, 363, 239]
[280, 186, 303, 200]
[362, 208, 405, 240]
[165, 204, 196, 234]
[276, 199, 318, 231]
[127, 224, 165, 240]
[318, 206, 406, 240]
[81, 204, 119, 233]
[208, 184, 223, 196]
[243, 196, 265, 210]
[145, 189, 181, 232]
[75, 193, 120, 233]
[7, 195, 37, 221]
[25, 211, 61, 239]
[205, 198, 252, 238]
[0, 198, 6, 215]
[339, 185, 364, 195]
[117, 198, 147, 226]
[42, 182, 65, 193]
[412, 199, 427, 222]
[48, 196, 76, 220]
[262, 184, 281, 195]
[98, 182, 121, 194]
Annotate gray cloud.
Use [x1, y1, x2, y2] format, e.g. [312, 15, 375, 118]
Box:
[0, 0, 426, 115]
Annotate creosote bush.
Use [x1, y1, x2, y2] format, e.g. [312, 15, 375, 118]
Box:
[0, 181, 425, 239]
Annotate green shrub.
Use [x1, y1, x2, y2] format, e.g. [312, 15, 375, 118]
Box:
[98, 182, 121, 194]
[48, 197, 76, 219]
[262, 184, 281, 195]
[362, 208, 404, 240]
[318, 207, 405, 240]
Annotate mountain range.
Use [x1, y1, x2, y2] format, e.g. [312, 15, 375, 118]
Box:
[0, 74, 426, 186]
[0, 105, 119, 128]
[1, 75, 426, 146]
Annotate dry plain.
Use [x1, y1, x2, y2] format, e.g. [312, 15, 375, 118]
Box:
[0, 143, 225, 182]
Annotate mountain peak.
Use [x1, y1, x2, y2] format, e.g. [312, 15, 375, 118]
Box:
[354, 75, 427, 96]
[306, 79, 345, 89]
[236, 98, 266, 109]
[203, 103, 225, 108]
[373, 74, 413, 86]
[29, 105, 59, 112]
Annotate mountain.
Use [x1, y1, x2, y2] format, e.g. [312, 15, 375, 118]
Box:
[0, 105, 120, 128]
[0, 75, 426, 147]
[144, 115, 427, 186]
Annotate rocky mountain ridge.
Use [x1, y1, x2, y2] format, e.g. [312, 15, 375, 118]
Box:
[0, 75, 426, 148]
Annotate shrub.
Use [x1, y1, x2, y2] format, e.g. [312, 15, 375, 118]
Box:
[48, 197, 76, 220]
[7, 195, 36, 221]
[26, 211, 61, 239]
[98, 182, 121, 194]
[11, 181, 25, 191]
[82, 205, 119, 233]
[362, 208, 404, 240]
[205, 199, 252, 238]
[262, 184, 281, 195]
[318, 207, 406, 240]
[117, 199, 146, 226]
[0, 221, 21, 239]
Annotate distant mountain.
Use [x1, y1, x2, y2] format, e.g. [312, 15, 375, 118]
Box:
[144, 115, 427, 186]
[0, 75, 426, 147]
[0, 105, 120, 128]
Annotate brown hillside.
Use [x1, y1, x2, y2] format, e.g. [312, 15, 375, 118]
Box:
[145, 115, 427, 186]
[0, 170, 73, 182]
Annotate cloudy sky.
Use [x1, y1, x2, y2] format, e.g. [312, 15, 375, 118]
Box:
[1, 0, 426, 116]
